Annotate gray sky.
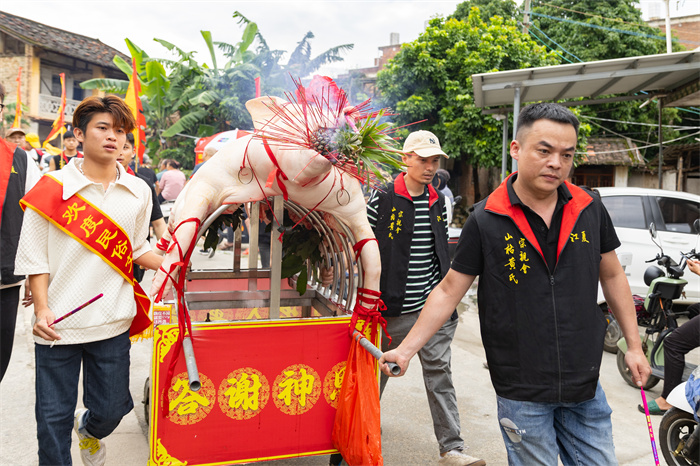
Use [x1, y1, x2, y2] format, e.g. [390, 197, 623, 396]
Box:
[3, 1, 464, 78]
[4, 1, 697, 80]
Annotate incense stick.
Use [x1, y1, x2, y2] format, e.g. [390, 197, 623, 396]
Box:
[640, 387, 660, 466]
[50, 293, 103, 327]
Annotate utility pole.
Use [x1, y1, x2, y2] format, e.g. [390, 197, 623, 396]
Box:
[522, 0, 531, 35]
[664, 0, 673, 53]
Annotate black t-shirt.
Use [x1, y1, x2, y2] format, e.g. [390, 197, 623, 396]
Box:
[452, 177, 619, 276]
[135, 166, 157, 188]
[135, 172, 163, 223]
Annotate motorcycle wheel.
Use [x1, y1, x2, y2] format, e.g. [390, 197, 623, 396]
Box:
[616, 350, 659, 389]
[143, 377, 151, 426]
[660, 407, 699, 466]
[603, 313, 621, 354]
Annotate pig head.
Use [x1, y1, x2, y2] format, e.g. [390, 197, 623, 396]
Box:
[151, 95, 381, 308]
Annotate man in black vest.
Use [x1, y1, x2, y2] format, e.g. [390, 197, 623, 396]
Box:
[0, 82, 41, 381]
[380, 103, 651, 465]
[369, 131, 484, 466]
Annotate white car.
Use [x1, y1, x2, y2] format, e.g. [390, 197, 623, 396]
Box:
[596, 187, 700, 305]
[595, 187, 700, 353]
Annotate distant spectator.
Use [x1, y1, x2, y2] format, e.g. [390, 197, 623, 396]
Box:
[191, 145, 217, 179]
[155, 158, 168, 182]
[23, 133, 44, 167]
[156, 159, 186, 203]
[0, 85, 41, 382]
[48, 129, 83, 171]
[134, 154, 157, 188]
[433, 169, 454, 203]
[5, 127, 25, 147]
[433, 169, 455, 224]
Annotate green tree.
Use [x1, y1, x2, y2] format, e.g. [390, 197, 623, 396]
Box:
[376, 9, 560, 184]
[81, 12, 354, 160]
[450, 0, 518, 23]
[530, 0, 686, 158]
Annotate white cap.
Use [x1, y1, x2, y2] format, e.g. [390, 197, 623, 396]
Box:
[403, 130, 448, 158]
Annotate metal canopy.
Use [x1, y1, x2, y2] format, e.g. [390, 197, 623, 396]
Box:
[472, 51, 700, 109]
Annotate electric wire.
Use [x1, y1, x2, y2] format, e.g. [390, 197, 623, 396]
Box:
[580, 115, 700, 130]
[527, 28, 576, 64]
[536, 1, 700, 38]
[575, 130, 700, 155]
[529, 24, 583, 62]
[529, 11, 673, 42]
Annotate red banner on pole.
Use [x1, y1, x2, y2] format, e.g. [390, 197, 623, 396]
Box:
[43, 73, 66, 148]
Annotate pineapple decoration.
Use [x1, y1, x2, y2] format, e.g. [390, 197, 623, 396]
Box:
[310, 128, 335, 159]
[255, 76, 405, 189]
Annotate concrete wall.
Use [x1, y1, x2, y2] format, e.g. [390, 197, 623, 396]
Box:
[614, 165, 629, 187]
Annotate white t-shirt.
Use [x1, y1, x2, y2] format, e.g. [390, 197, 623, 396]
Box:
[15, 159, 153, 344]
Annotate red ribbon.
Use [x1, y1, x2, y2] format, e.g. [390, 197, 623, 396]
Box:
[155, 217, 201, 417]
[262, 139, 289, 201]
[351, 287, 390, 345]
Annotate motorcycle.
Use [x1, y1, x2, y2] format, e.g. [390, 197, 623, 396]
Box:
[616, 220, 699, 390]
[660, 366, 700, 466]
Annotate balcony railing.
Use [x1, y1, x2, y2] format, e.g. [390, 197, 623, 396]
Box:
[38, 94, 81, 121]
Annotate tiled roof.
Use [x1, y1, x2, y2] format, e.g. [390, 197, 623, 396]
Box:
[582, 137, 645, 166]
[0, 10, 127, 70]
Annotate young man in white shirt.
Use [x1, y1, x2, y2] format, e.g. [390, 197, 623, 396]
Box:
[15, 95, 163, 466]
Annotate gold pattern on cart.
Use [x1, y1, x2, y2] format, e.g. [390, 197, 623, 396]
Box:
[218, 367, 270, 420]
[323, 361, 347, 409]
[157, 327, 179, 363]
[153, 439, 187, 465]
[272, 364, 321, 415]
[167, 372, 215, 425]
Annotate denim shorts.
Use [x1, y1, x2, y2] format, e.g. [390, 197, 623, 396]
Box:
[496, 382, 617, 466]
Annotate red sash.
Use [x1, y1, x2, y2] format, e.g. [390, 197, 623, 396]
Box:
[0, 140, 16, 227]
[20, 175, 152, 337]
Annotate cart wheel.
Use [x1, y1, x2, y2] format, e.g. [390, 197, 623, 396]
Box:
[143, 377, 151, 426]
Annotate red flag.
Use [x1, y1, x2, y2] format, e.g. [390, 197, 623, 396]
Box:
[43, 73, 66, 148]
[255, 76, 261, 98]
[11, 68, 22, 129]
[125, 58, 147, 164]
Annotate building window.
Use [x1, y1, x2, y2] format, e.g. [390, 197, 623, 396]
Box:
[51, 75, 61, 97]
[73, 82, 84, 101]
[571, 166, 614, 188]
[1, 34, 25, 55]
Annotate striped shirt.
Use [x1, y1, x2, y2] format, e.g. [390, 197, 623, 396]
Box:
[367, 188, 447, 314]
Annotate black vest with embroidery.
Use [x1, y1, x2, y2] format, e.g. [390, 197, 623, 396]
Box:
[1, 145, 28, 284]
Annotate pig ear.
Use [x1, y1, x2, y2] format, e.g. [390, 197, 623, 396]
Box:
[246, 96, 288, 131]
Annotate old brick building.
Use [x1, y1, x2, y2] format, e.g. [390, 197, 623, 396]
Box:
[0, 10, 127, 141]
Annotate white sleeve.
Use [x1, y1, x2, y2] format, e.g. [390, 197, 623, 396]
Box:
[25, 152, 42, 193]
[15, 207, 50, 276]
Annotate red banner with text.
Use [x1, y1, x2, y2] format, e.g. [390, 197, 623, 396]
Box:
[149, 316, 378, 465]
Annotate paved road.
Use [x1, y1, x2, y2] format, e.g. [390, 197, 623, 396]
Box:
[2, 246, 697, 465]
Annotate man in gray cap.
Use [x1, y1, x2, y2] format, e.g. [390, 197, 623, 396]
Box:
[5, 127, 26, 146]
[367, 130, 483, 465]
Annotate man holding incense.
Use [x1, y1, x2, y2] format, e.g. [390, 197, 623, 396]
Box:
[15, 95, 162, 466]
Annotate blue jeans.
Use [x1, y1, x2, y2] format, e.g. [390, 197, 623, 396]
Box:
[35, 331, 134, 465]
[496, 382, 617, 466]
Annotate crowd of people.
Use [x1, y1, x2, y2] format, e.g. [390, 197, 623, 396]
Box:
[1, 81, 698, 466]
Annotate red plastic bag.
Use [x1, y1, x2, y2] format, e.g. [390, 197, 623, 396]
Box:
[332, 333, 383, 466]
